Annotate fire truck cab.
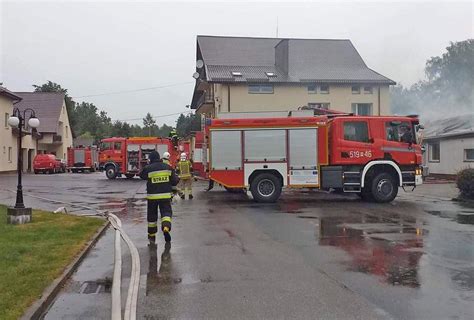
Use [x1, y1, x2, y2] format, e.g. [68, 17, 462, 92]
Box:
[207, 115, 423, 203]
[99, 137, 176, 179]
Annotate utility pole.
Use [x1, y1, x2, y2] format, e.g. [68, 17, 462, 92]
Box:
[276, 17, 279, 38]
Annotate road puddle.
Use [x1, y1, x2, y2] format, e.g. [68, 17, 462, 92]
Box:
[317, 211, 474, 292]
[97, 197, 147, 219]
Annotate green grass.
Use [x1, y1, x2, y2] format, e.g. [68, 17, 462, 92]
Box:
[0, 205, 105, 320]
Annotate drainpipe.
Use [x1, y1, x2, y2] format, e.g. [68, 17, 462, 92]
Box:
[377, 86, 381, 115]
[227, 84, 231, 112]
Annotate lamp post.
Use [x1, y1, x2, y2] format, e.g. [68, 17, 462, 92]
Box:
[7, 107, 40, 224]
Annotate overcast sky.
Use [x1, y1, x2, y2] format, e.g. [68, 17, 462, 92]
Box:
[1, 0, 472, 125]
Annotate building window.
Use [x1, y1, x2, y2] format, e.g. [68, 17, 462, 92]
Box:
[464, 149, 474, 162]
[248, 84, 273, 94]
[320, 85, 329, 94]
[364, 86, 373, 94]
[429, 142, 440, 162]
[352, 103, 372, 115]
[8, 147, 12, 162]
[352, 85, 360, 94]
[308, 103, 330, 110]
[5, 113, 9, 128]
[343, 121, 369, 143]
[307, 84, 317, 94]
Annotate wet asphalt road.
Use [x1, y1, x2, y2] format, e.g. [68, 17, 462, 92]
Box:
[0, 173, 473, 320]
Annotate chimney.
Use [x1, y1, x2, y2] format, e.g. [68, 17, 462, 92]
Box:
[275, 39, 289, 75]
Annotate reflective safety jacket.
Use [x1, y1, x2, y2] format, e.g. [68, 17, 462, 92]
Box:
[177, 160, 192, 179]
[139, 160, 179, 200]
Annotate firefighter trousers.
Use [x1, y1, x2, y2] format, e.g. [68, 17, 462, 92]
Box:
[178, 178, 193, 198]
[147, 199, 172, 237]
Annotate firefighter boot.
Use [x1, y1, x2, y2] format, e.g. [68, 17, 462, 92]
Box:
[148, 235, 156, 245]
[163, 226, 171, 243]
[189, 194, 194, 199]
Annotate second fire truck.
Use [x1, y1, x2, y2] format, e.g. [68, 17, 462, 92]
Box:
[206, 114, 423, 203]
[99, 137, 177, 179]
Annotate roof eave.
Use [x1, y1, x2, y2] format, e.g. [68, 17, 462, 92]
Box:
[0, 90, 23, 102]
[207, 79, 396, 85]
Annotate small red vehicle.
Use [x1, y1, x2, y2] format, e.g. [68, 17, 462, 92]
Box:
[67, 146, 99, 173]
[99, 137, 177, 179]
[33, 154, 64, 174]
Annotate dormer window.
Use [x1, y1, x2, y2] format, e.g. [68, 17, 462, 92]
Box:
[231, 71, 242, 77]
[266, 72, 276, 77]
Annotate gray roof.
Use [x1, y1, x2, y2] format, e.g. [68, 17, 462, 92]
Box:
[423, 114, 474, 140]
[197, 36, 395, 84]
[14, 92, 65, 133]
[0, 86, 22, 101]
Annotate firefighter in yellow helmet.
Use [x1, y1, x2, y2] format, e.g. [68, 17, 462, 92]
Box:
[177, 152, 193, 199]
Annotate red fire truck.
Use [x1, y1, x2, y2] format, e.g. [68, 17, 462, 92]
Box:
[99, 137, 177, 179]
[191, 131, 207, 178]
[67, 146, 99, 173]
[206, 115, 423, 203]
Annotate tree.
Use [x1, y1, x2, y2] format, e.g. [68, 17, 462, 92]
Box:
[176, 113, 200, 137]
[143, 112, 157, 136]
[391, 39, 473, 119]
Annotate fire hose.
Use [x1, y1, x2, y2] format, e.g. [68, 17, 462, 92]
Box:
[3, 189, 140, 320]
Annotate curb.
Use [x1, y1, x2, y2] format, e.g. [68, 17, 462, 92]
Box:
[21, 219, 111, 320]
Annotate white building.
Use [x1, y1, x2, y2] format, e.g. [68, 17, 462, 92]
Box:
[0, 87, 74, 173]
[423, 115, 474, 176]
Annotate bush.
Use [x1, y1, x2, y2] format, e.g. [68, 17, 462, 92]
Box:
[456, 168, 474, 200]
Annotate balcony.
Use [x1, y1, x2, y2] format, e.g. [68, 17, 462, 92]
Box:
[53, 134, 62, 143]
[196, 88, 215, 110]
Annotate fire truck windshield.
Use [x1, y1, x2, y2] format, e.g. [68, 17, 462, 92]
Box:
[385, 121, 417, 145]
[100, 142, 112, 150]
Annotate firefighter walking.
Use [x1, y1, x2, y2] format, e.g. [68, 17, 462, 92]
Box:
[139, 151, 179, 244]
[177, 152, 193, 200]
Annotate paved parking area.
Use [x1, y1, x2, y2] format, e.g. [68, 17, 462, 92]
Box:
[1, 173, 473, 319]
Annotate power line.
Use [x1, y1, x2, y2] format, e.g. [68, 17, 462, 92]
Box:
[73, 81, 194, 98]
[114, 110, 193, 122]
[12, 81, 195, 103]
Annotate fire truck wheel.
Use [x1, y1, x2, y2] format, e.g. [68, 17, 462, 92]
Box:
[250, 173, 282, 203]
[370, 172, 398, 203]
[358, 188, 373, 201]
[105, 165, 117, 179]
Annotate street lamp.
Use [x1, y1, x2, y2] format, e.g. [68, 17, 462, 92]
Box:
[7, 107, 40, 224]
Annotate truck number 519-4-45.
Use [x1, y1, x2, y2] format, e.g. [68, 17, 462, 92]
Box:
[349, 150, 372, 158]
